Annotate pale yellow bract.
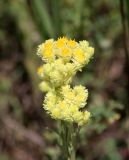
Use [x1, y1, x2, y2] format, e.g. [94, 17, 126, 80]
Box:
[37, 37, 94, 126]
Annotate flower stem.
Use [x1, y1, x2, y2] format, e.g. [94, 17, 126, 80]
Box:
[60, 121, 77, 160]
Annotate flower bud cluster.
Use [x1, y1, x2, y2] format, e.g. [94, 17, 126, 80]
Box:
[37, 37, 94, 125]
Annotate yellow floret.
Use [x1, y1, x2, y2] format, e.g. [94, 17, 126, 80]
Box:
[64, 90, 74, 101]
[51, 108, 61, 119]
[58, 101, 66, 109]
[56, 37, 68, 48]
[73, 111, 82, 122]
[83, 111, 91, 122]
[68, 39, 76, 47]
[44, 39, 53, 49]
[39, 81, 50, 92]
[87, 47, 94, 56]
[43, 48, 53, 59]
[76, 111, 90, 126]
[69, 105, 78, 114]
[79, 40, 89, 48]
[74, 49, 85, 63]
[37, 66, 43, 75]
[61, 47, 71, 57]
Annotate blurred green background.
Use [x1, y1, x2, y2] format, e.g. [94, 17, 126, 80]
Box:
[0, 0, 129, 160]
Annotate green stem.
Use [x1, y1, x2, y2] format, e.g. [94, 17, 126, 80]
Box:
[70, 124, 76, 160]
[60, 121, 77, 160]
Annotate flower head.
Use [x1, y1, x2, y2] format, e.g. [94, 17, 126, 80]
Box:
[37, 37, 94, 126]
[37, 37, 94, 65]
[44, 85, 89, 125]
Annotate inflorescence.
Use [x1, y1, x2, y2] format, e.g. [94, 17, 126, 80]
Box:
[37, 37, 94, 126]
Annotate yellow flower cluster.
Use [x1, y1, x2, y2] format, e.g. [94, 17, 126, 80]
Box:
[44, 85, 90, 125]
[37, 37, 94, 125]
[37, 37, 94, 65]
[38, 59, 75, 88]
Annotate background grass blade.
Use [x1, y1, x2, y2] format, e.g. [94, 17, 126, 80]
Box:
[31, 0, 55, 38]
[51, 0, 62, 37]
[125, 0, 129, 28]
